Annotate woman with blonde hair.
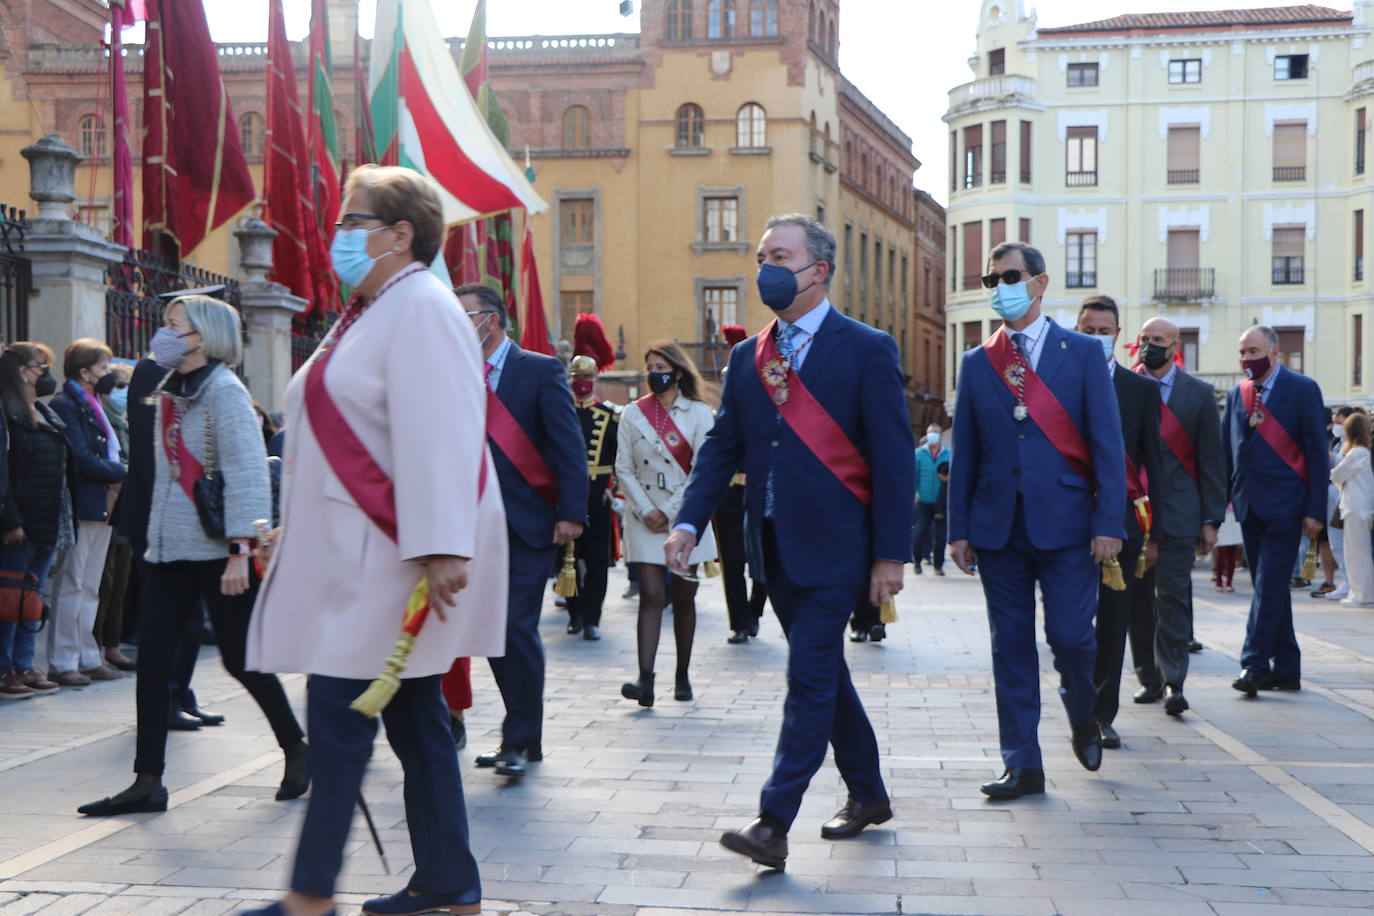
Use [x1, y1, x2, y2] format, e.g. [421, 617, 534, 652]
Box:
[615, 340, 717, 706]
[1332, 412, 1374, 606]
[77, 294, 306, 816]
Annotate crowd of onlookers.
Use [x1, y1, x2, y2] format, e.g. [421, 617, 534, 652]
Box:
[1299, 405, 1374, 607]
[0, 335, 284, 701]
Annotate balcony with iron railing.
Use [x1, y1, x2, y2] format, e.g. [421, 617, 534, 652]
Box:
[1153, 268, 1215, 301]
[1066, 170, 1097, 187]
[1358, 255, 1365, 282]
[1273, 165, 1307, 181]
[1167, 169, 1199, 184]
[945, 74, 1037, 117]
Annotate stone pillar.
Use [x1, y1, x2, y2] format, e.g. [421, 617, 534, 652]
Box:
[234, 217, 306, 412]
[21, 135, 124, 358]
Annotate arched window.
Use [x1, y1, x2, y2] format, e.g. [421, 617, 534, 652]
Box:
[666, 0, 693, 41]
[737, 103, 766, 147]
[562, 105, 591, 150]
[78, 114, 107, 159]
[675, 103, 704, 148]
[708, 0, 736, 38]
[751, 0, 779, 36]
[238, 112, 264, 158]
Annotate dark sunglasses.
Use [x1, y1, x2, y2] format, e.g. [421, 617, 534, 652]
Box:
[980, 269, 1035, 289]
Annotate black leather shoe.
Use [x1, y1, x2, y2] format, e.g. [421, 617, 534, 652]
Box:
[980, 767, 1045, 799]
[727, 630, 749, 644]
[276, 742, 309, 800]
[168, 709, 203, 731]
[493, 747, 527, 778]
[1164, 685, 1189, 717]
[567, 620, 582, 635]
[869, 624, 886, 642]
[621, 672, 655, 707]
[674, 671, 693, 701]
[1232, 669, 1263, 697]
[719, 815, 788, 870]
[1070, 720, 1102, 771]
[583, 625, 601, 641]
[820, 797, 893, 839]
[1261, 675, 1301, 691]
[1188, 640, 1204, 653]
[849, 629, 869, 642]
[476, 744, 541, 767]
[78, 784, 169, 816]
[747, 620, 759, 637]
[184, 705, 225, 726]
[1098, 721, 1121, 749]
[555, 596, 567, 608]
[1133, 684, 1163, 704]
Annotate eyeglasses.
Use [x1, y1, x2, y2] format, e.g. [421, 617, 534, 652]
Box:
[980, 269, 1035, 289]
[464, 310, 498, 319]
[25, 363, 47, 373]
[335, 212, 385, 231]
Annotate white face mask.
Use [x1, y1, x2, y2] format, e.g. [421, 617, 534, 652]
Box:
[1334, 425, 1347, 440]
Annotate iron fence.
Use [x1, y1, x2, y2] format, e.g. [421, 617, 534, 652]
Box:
[105, 249, 241, 360]
[291, 311, 339, 372]
[0, 205, 30, 345]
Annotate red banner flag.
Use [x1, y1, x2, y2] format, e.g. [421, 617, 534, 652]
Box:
[306, 0, 341, 314]
[354, 32, 378, 166]
[263, 0, 313, 305]
[141, 0, 255, 258]
[519, 223, 553, 355]
[108, 1, 135, 248]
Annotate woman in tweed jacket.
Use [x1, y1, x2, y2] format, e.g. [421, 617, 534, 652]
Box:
[77, 295, 306, 817]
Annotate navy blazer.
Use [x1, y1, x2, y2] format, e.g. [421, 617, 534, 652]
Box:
[948, 319, 1127, 552]
[1223, 366, 1327, 524]
[48, 382, 126, 523]
[676, 307, 916, 588]
[489, 344, 588, 549]
[114, 359, 170, 547]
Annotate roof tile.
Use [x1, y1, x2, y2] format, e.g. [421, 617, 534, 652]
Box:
[1038, 4, 1352, 35]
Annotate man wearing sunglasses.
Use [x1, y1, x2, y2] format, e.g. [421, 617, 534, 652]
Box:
[948, 242, 1126, 800]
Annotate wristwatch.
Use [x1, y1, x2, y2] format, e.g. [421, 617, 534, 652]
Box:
[229, 541, 251, 556]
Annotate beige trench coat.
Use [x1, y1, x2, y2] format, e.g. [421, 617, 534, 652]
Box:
[247, 269, 508, 680]
[616, 395, 718, 565]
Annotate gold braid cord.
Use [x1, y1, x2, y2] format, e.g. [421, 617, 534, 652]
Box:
[1101, 558, 1127, 592]
[1300, 540, 1319, 581]
[554, 541, 579, 597]
[350, 633, 416, 718]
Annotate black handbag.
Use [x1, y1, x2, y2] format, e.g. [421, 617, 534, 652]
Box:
[193, 395, 226, 539]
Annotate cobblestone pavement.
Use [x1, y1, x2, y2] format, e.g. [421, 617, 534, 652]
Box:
[4, 562, 1374, 916]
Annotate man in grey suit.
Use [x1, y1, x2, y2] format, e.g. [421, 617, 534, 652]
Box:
[1129, 317, 1227, 716]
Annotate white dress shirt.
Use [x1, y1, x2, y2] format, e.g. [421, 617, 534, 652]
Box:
[776, 300, 832, 370]
[1155, 363, 1179, 406]
[1003, 312, 1050, 371]
[485, 336, 513, 391]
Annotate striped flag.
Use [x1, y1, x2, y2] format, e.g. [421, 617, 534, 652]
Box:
[305, 0, 340, 313]
[369, 0, 545, 226]
[264, 0, 313, 305]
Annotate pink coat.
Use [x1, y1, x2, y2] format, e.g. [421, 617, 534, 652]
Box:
[246, 269, 509, 680]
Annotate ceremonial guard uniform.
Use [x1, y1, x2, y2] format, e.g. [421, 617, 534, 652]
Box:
[565, 333, 620, 640]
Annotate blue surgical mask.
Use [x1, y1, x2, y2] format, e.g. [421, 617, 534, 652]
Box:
[330, 226, 388, 289]
[990, 278, 1035, 322]
[1097, 335, 1115, 360]
[108, 387, 129, 412]
[925, 432, 941, 446]
[756, 262, 818, 311]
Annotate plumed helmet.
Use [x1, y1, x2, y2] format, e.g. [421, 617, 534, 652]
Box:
[722, 324, 748, 347]
[573, 313, 616, 371]
[569, 354, 599, 377]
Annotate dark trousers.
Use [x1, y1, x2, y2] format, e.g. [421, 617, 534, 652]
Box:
[1133, 536, 1195, 691]
[290, 674, 479, 899]
[758, 524, 885, 827]
[133, 559, 303, 775]
[976, 500, 1098, 769]
[912, 503, 945, 569]
[1240, 515, 1303, 679]
[566, 494, 611, 628]
[716, 485, 767, 631]
[94, 538, 133, 649]
[487, 537, 556, 751]
[1094, 537, 1145, 726]
[131, 553, 208, 714]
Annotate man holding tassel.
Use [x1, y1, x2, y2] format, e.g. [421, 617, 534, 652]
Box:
[1074, 296, 1164, 747]
[948, 242, 1125, 800]
[452, 283, 586, 779]
[1224, 326, 1327, 697]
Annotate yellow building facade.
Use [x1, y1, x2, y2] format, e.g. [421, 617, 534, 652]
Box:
[945, 1, 1374, 407]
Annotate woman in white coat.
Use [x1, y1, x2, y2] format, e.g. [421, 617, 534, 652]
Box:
[1331, 412, 1374, 607]
[244, 166, 506, 916]
[616, 341, 717, 706]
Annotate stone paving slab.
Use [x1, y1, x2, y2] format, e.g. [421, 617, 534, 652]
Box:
[4, 564, 1374, 914]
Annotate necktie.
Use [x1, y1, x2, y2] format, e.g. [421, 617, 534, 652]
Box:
[765, 323, 802, 518]
[1012, 331, 1029, 364]
[484, 361, 495, 391]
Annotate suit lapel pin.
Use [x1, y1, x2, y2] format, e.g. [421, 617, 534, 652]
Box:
[1060, 340, 1067, 349]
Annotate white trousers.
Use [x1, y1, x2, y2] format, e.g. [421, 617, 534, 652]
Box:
[46, 520, 113, 672]
[1341, 514, 1374, 605]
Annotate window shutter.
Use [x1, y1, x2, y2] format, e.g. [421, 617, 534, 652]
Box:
[989, 217, 1006, 249]
[1167, 127, 1200, 170]
[1273, 227, 1305, 258]
[1273, 122, 1307, 168]
[962, 221, 983, 289]
[1167, 230, 1200, 269]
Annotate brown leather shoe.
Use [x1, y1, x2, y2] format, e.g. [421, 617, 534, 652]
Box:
[81, 664, 123, 681]
[0, 670, 34, 699]
[820, 797, 893, 839]
[50, 670, 92, 687]
[19, 669, 59, 693]
[719, 815, 788, 870]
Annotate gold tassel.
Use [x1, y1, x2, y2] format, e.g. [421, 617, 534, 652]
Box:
[1300, 540, 1319, 581]
[1101, 558, 1127, 591]
[1135, 533, 1150, 579]
[703, 560, 721, 578]
[350, 633, 415, 718]
[879, 598, 898, 624]
[554, 541, 579, 597]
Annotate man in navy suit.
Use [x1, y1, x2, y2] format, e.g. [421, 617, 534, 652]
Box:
[667, 215, 915, 870]
[948, 242, 1126, 800]
[1224, 325, 1327, 696]
[456, 284, 586, 778]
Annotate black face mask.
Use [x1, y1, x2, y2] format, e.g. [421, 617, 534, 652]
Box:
[647, 371, 676, 395]
[34, 371, 57, 398]
[94, 373, 118, 396]
[1141, 342, 1172, 371]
